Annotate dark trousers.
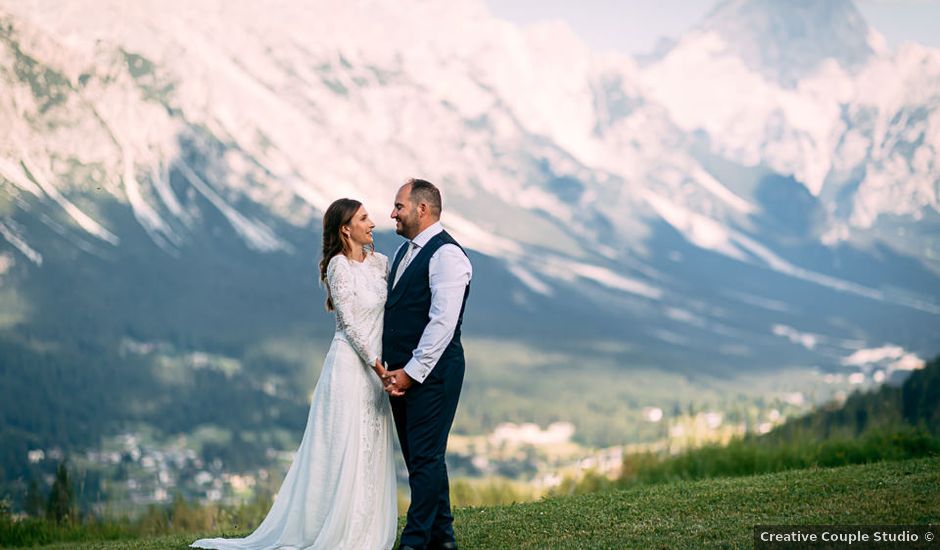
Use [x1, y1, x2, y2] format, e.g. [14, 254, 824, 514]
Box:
[390, 358, 464, 550]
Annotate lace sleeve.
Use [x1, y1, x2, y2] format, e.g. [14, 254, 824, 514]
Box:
[327, 256, 378, 367]
[377, 252, 389, 280]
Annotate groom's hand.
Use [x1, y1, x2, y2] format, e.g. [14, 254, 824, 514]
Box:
[373, 360, 405, 396]
[383, 370, 413, 396]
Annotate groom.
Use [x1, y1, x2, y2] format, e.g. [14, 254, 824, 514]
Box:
[382, 178, 472, 550]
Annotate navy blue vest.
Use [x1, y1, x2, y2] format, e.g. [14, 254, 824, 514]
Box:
[383, 230, 470, 370]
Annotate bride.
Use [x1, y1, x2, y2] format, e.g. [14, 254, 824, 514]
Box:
[192, 198, 398, 550]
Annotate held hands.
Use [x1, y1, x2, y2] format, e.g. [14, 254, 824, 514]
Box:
[383, 369, 413, 396]
[372, 359, 410, 397]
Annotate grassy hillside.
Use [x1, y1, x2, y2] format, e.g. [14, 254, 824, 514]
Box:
[766, 355, 940, 441]
[14, 456, 939, 550]
[567, 357, 940, 490]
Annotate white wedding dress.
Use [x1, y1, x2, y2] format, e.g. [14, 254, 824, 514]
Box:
[192, 252, 398, 550]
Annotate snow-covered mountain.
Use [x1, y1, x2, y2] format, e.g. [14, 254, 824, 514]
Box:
[1, 0, 938, 377]
[642, 0, 940, 260]
[697, 0, 878, 86]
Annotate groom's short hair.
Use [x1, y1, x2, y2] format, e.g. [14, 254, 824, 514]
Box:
[407, 178, 442, 217]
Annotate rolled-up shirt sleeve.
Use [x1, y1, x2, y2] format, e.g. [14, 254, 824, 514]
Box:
[403, 244, 472, 383]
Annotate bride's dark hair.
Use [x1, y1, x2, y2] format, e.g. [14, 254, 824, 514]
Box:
[320, 198, 367, 311]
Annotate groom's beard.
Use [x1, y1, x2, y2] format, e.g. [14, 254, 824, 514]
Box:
[395, 213, 419, 239]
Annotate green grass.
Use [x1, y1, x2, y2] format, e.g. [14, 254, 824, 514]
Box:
[613, 426, 940, 486]
[14, 456, 938, 550]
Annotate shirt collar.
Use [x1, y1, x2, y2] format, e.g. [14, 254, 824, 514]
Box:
[410, 221, 443, 249]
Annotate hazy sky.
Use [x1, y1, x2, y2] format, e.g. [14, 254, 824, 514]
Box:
[485, 0, 940, 56]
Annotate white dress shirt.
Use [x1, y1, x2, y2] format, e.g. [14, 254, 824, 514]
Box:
[394, 221, 472, 384]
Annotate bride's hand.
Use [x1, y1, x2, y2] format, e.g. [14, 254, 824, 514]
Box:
[372, 358, 388, 379]
[373, 360, 401, 391]
[374, 359, 406, 397]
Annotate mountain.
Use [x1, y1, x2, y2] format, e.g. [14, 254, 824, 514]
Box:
[698, 0, 878, 86]
[1, 0, 938, 501]
[642, 0, 940, 264]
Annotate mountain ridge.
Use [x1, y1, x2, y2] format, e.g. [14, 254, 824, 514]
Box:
[1, 0, 938, 500]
